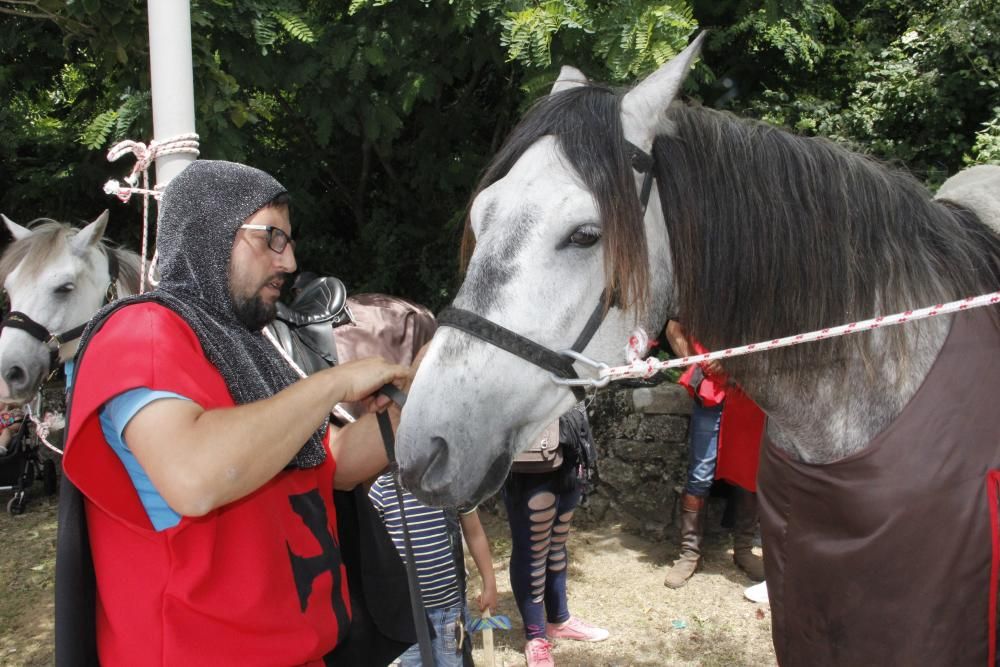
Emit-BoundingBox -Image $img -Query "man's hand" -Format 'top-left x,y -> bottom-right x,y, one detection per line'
330,357 -> 409,403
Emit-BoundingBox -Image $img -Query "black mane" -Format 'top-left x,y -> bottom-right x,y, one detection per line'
655,103 -> 1000,381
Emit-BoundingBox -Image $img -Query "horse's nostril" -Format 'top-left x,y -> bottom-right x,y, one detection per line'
401,436 -> 451,492
3,365 -> 26,386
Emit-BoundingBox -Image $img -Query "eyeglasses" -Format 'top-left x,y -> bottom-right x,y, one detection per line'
240,224 -> 295,254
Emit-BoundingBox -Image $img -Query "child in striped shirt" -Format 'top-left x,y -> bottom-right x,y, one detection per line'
370,472 -> 497,667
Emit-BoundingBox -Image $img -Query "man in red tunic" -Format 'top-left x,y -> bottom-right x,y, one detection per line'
61,161 -> 408,665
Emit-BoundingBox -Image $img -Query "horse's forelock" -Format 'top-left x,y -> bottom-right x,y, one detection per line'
460,85 -> 650,314
0,220 -> 142,296
0,221 -> 73,288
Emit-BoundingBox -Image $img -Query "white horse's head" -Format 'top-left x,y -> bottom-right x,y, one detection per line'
0,212 -> 132,402
396,35 -> 706,506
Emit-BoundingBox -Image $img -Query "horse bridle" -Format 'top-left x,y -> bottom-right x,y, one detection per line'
436,140 -> 656,399
0,250 -> 121,372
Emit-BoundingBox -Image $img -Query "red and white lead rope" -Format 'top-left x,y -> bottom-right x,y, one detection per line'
24,403 -> 65,456
104,134 -> 200,293
606,291 -> 1000,382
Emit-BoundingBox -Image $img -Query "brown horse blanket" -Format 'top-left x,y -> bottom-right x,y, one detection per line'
759,307 -> 1000,666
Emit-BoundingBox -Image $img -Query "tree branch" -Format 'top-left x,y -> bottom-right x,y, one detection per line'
0,1 -> 96,36
0,6 -> 48,19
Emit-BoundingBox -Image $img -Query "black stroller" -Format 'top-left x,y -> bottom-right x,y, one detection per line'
0,413 -> 58,515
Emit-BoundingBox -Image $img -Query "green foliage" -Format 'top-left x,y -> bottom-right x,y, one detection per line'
273,11 -> 316,44
967,108 -> 1000,165
500,0 -> 593,67
1,0 -> 997,308
594,2 -> 697,80
79,110 -> 118,151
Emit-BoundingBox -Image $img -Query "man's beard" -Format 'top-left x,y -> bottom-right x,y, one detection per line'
232,291 -> 277,330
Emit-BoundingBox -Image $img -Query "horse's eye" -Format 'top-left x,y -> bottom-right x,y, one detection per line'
568,226 -> 601,248
54,283 -> 75,295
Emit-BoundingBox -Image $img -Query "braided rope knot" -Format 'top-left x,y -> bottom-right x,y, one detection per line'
103,133 -> 199,293
104,133 -> 199,202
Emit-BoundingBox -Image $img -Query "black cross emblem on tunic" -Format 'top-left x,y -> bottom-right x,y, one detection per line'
286,489 -> 350,632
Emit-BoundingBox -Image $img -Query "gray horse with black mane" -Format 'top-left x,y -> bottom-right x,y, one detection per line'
397,35 -> 1000,666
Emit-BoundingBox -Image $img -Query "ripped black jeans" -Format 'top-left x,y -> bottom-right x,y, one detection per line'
503,469 -> 582,640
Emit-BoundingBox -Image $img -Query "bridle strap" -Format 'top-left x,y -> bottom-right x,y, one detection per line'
105,249 -> 121,302
375,389 -> 435,667
0,312 -> 55,345
436,307 -> 580,380
569,289 -> 617,353
624,139 -> 655,210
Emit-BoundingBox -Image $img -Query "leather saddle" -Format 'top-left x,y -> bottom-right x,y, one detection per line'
268,276 -> 352,375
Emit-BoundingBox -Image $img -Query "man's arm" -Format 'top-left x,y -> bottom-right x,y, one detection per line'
459,509 -> 497,612
327,410 -> 396,490
123,357 -> 407,517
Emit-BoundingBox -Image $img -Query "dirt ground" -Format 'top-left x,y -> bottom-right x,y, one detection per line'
0,490 -> 775,667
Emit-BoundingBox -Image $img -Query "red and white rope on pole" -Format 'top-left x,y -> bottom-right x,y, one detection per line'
604,291 -> 1000,382
104,133 -> 200,293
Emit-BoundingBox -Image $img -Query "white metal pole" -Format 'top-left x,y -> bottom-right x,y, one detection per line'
147,0 -> 196,187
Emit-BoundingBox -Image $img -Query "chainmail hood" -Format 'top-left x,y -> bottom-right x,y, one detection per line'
79,160 -> 327,468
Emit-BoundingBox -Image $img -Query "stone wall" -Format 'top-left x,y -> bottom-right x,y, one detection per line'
578,382 -> 693,539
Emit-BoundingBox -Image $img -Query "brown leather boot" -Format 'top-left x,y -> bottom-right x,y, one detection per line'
664,493 -> 706,589
732,488 -> 765,582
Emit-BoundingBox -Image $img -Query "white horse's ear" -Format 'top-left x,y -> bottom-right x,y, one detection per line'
551,66 -> 588,95
620,31 -> 707,151
2,214 -> 34,241
69,210 -> 110,256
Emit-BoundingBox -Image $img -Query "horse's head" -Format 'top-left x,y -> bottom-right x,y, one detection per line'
0,212 -> 118,402
396,35 -> 705,506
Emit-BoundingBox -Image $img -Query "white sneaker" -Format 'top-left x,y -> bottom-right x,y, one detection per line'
744,581 -> 769,604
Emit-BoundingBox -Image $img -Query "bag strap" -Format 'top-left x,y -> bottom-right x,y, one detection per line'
376,389 -> 434,666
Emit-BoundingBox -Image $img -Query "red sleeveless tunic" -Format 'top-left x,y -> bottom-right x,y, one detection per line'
64,303 -> 350,666
758,309 -> 1000,666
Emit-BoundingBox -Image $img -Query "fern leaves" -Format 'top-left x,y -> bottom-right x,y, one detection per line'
253,8 -> 316,53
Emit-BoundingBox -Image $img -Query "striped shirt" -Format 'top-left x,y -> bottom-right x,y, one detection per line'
369,473 -> 462,610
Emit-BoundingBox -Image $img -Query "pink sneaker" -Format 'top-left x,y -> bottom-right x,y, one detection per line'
524,637 -> 555,667
546,616 -> 610,642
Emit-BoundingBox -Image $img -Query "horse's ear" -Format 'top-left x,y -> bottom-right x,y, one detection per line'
620,31 -> 707,151
551,66 -> 588,95
69,210 -> 110,256
2,214 -> 34,241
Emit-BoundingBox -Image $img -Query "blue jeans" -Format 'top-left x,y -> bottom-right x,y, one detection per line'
684,401 -> 723,497
398,604 -> 468,667
503,470 -> 582,640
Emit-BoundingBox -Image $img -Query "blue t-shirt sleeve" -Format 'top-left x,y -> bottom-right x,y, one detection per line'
99,388 -> 192,531
104,388 -> 189,445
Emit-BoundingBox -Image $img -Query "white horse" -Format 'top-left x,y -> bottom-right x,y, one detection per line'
0,212 -> 141,403
396,36 -> 1000,664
